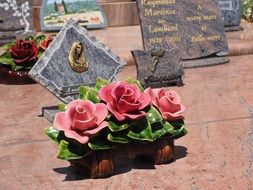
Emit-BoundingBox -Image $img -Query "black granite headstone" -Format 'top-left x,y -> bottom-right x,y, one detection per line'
136,0 -> 229,67
40,0 -> 107,31
0,0 -> 35,44
29,19 -> 125,104
218,0 -> 243,31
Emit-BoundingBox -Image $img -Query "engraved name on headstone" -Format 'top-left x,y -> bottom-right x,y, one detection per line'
29,19 -> 125,103
136,0 -> 229,67
218,0 -> 242,31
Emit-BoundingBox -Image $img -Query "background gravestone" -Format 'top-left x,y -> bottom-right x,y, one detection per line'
29,19 -> 125,104
136,0 -> 229,67
218,0 -> 243,31
40,0 -> 107,31
0,0 -> 35,44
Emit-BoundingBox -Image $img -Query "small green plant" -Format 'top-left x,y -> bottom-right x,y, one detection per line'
243,0 -> 253,21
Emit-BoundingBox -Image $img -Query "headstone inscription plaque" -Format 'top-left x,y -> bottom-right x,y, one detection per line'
132,48 -> 184,88
40,0 -> 107,31
29,19 -> 125,104
0,0 -> 35,44
218,0 -> 243,31
136,0 -> 229,68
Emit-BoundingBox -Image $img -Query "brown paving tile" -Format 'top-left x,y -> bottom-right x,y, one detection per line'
1,118 -> 252,190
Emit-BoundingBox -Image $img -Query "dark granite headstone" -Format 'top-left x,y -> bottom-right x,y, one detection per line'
132,48 -> 184,88
218,0 -> 243,31
40,0 -> 107,31
136,0 -> 229,67
29,19 -> 125,104
0,0 -> 35,44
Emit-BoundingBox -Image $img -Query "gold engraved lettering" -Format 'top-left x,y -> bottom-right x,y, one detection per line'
203,15 -> 217,20
141,0 -> 176,6
186,16 -> 201,21
149,24 -> 178,33
145,8 -> 176,16
149,37 -> 163,44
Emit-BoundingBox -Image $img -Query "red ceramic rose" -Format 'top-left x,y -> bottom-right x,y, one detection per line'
145,88 -> 185,121
9,39 -> 39,65
40,36 -> 53,51
99,81 -> 151,121
54,100 -> 108,144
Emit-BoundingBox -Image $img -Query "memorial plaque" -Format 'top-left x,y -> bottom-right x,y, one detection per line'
132,48 -> 184,88
136,0 -> 229,67
40,0 -> 107,31
218,0 -> 243,31
29,19 -> 125,103
0,0 -> 35,44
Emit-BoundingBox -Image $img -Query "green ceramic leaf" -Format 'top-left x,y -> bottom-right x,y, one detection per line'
108,121 -> 129,132
44,127 -> 60,144
78,86 -> 89,99
38,51 -> 43,59
25,36 -> 34,41
0,52 -> 14,65
86,90 -> 100,103
34,35 -> 46,44
127,119 -> 154,141
147,106 -> 163,124
58,103 -> 67,111
125,78 -> 144,92
163,122 -> 188,139
107,133 -> 129,144
95,77 -> 109,91
88,141 -> 111,150
57,140 -> 83,160
2,44 -> 13,52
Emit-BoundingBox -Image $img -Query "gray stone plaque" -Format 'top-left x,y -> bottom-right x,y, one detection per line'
218,0 -> 243,31
40,0 -> 107,31
132,48 -> 184,88
0,0 -> 35,43
136,0 -> 229,67
29,19 -> 125,103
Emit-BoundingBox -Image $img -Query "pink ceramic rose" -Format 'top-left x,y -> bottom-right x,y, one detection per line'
99,81 -> 151,121
145,88 -> 185,121
54,100 -> 108,144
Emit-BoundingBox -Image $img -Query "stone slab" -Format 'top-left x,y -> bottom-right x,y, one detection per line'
218,0 -> 242,28
29,19 -> 125,103
40,0 -> 107,31
132,47 -> 184,88
136,0 -> 229,62
0,0 -> 34,36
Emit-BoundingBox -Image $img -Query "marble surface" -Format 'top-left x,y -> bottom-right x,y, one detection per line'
0,54 -> 253,189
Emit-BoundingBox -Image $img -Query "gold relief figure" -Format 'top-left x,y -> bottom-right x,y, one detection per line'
69,42 -> 88,73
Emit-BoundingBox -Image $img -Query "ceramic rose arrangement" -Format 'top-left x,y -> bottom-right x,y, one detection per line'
45,78 -> 187,161
0,35 -> 53,71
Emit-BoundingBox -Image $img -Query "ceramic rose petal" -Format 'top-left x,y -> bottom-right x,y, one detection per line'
83,121 -> 108,135
94,103 -> 108,124
54,112 -> 71,131
64,129 -> 89,144
123,111 -> 146,120
107,103 -> 125,121
99,83 -> 115,104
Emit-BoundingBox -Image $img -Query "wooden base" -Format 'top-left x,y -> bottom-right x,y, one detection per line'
69,137 -> 174,178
